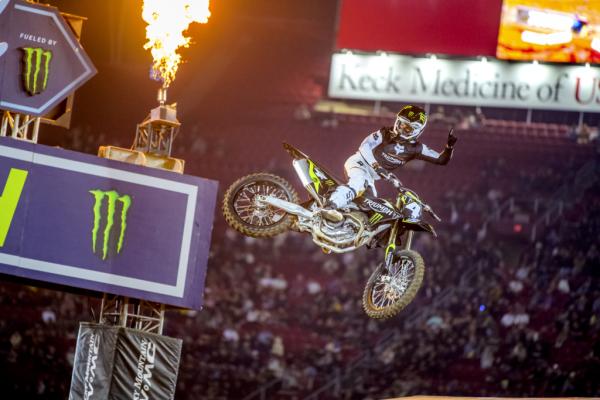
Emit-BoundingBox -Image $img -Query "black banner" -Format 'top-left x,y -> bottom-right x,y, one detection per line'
69,323 -> 182,400
69,323 -> 119,400
112,327 -> 182,400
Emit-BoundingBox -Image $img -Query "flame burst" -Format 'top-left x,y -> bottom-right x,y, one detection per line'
142,0 -> 210,88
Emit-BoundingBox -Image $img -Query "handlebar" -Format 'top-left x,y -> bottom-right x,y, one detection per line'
379,171 -> 404,190
379,169 -> 443,222
389,180 -> 443,222
424,204 -> 442,222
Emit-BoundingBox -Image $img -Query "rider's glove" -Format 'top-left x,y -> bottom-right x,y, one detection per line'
372,163 -> 403,187
447,129 -> 458,148
374,166 -> 388,179
380,170 -> 403,188
372,162 -> 387,178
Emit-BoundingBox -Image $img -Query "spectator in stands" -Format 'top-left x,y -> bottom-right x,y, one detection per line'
428,106 -> 447,124
577,124 -> 592,144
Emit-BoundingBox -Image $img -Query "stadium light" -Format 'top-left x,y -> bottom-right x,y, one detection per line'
429,54 -> 437,60
532,60 -> 539,65
480,56 -> 488,63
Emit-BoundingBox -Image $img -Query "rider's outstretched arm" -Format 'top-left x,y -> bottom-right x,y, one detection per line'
416,143 -> 454,165
416,129 -> 458,165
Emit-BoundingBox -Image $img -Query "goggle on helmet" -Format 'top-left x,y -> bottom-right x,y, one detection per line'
393,105 -> 428,141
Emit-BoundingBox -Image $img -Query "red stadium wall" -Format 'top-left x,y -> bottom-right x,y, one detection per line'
335,0 -> 504,57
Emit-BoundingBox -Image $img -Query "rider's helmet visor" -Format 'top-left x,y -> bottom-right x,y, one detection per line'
397,119 -> 415,134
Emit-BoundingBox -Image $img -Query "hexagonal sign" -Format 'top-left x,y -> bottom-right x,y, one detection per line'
0,0 -> 96,117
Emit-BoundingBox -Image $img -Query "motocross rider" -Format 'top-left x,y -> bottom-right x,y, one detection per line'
322,105 -> 458,222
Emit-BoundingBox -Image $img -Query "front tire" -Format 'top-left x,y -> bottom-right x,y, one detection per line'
362,249 -> 425,319
222,173 -> 299,238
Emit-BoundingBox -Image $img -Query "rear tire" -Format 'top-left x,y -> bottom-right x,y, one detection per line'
222,173 -> 299,238
362,249 -> 425,319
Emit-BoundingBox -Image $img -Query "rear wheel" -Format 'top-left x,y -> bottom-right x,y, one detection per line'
362,249 -> 425,319
222,173 -> 299,238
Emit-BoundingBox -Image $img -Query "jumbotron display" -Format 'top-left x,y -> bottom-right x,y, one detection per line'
336,0 -> 599,64
497,0 -> 600,64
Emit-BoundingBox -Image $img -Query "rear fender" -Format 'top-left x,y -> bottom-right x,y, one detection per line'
292,158 -> 338,199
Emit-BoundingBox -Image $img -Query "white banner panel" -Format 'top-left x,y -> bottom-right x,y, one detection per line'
328,53 -> 600,113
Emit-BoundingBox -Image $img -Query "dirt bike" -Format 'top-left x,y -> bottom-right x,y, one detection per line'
222,143 -> 441,319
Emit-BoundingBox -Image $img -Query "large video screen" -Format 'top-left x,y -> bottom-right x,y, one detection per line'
497,0 -> 600,63
336,0 -> 503,57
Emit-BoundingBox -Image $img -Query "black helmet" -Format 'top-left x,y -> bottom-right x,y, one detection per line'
393,105 -> 428,140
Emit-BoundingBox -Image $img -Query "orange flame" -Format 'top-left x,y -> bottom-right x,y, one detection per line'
142,0 -> 210,88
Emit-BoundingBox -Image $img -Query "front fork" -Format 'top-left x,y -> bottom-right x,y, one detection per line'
384,196 -> 415,268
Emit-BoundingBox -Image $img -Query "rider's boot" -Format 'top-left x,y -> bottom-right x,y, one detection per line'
321,185 -> 356,222
320,200 -> 344,222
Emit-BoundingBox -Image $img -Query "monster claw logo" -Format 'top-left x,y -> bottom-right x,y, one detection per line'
369,213 -> 383,224
21,47 -> 53,95
89,190 -> 132,260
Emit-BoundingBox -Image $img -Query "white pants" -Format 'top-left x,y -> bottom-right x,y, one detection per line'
329,153 -> 380,208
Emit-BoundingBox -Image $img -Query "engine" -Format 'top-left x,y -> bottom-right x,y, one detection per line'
317,211 -> 368,248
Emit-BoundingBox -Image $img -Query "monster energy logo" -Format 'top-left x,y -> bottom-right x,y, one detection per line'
369,213 -> 383,224
21,47 -> 53,95
89,190 -> 132,260
406,109 -> 426,124
308,160 -> 321,192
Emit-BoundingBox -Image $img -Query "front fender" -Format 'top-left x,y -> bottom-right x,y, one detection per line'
402,221 -> 437,237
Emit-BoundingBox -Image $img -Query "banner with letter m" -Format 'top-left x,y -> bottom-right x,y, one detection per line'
0,137 -> 218,309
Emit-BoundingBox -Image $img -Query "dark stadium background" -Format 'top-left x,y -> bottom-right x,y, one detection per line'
0,0 -> 598,399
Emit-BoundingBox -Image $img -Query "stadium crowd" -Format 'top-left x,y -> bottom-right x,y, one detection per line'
0,117 -> 597,399
2,0 -> 598,397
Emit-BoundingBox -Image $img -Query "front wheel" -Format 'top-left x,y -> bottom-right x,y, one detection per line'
222,173 -> 299,238
362,249 -> 425,319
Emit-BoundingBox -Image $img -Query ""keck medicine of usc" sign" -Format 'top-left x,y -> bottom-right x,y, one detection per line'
329,52 -> 600,112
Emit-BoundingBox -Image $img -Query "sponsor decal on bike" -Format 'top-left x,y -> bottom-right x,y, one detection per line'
133,337 -> 156,400
307,160 -> 321,192
363,198 -> 397,217
308,160 -> 329,193
0,168 -> 28,247
89,190 -> 132,260
21,47 -> 53,95
385,242 -> 396,262
369,212 -> 383,224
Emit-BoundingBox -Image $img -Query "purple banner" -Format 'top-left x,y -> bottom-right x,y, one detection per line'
0,137 -> 218,309
0,0 -> 96,116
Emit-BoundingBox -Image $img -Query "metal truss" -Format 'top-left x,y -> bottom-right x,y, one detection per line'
132,104 -> 180,157
99,294 -> 165,334
0,111 -> 41,143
